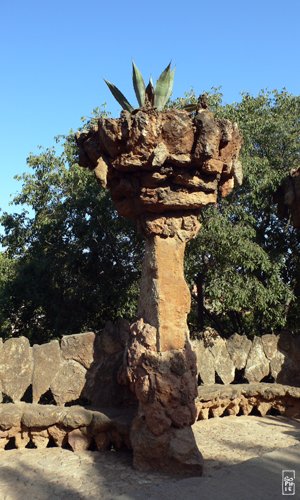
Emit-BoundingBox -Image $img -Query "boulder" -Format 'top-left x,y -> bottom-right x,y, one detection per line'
270,350 -> 286,379
67,428 -> 91,451
226,333 -> 252,370
50,360 -> 87,405
21,404 -> 65,428
0,337 -> 33,401
0,403 -> 23,430
209,336 -> 235,384
261,334 -> 279,360
244,337 -> 270,382
191,339 -> 215,385
32,340 -> 62,403
131,416 -> 203,476
62,406 -> 93,428
277,334 -> 300,386
60,331 -> 96,369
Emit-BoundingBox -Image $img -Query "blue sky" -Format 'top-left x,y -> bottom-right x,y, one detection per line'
0,0 -> 299,217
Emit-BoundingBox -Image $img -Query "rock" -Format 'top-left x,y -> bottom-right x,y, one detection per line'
91,412 -> 113,433
143,402 -> 172,436
75,126 -> 103,168
15,430 -> 30,449
0,435 -> 8,450
209,335 -> 235,384
193,110 -> 221,160
202,158 -> 224,174
191,339 -> 215,385
0,337 -> 33,401
61,332 -> 96,369
110,429 -> 125,450
83,327 -> 132,407
139,187 -> 216,213
261,334 -> 279,360
256,401 -> 272,417
226,333 -> 252,370
161,110 -> 195,155
67,428 -> 91,451
47,425 -> 67,447
131,417 -> 203,476
172,172 -> 217,192
244,337 -> 270,382
276,333 -> 300,386
270,350 -> 285,379
0,403 -> 23,430
62,406 -> 93,429
168,427 -> 203,475
99,323 -> 123,354
219,176 -> 235,197
151,142 -> 169,167
32,340 -> 62,403
226,400 -> 240,416
114,318 -> 130,347
50,360 -> 87,405
21,404 -> 65,428
94,156 -> 108,188
137,234 -> 194,351
94,432 -> 111,451
30,429 -> 49,448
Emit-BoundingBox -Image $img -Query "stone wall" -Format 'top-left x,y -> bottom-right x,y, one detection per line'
191,329 -> 300,387
0,319 -> 133,407
0,326 -> 299,407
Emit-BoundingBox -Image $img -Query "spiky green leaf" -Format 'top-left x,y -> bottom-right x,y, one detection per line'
104,79 -> 134,112
154,62 -> 174,110
145,79 -> 155,107
164,68 -> 175,105
132,62 -> 145,107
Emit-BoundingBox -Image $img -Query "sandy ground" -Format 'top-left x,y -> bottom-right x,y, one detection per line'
0,415 -> 299,499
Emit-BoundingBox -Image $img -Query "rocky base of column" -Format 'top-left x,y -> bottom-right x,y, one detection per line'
119,319 -> 203,476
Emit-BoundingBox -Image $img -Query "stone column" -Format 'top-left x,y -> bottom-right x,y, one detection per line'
137,214 -> 200,352
120,213 -> 203,475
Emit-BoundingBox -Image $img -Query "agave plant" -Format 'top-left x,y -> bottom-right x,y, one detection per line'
104,62 -> 175,112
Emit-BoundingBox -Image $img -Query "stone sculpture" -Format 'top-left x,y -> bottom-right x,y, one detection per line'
76,64 -> 242,474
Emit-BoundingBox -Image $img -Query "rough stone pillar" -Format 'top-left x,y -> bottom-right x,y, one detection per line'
138,235 -> 190,351
76,104 -> 242,476
138,215 -> 200,351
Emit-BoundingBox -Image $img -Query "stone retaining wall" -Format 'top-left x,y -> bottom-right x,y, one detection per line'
0,403 -> 133,452
191,330 -> 300,387
0,319 -> 133,407
0,326 -> 299,407
196,383 -> 300,420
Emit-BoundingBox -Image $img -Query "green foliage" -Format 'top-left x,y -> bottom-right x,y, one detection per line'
132,61 -> 146,107
103,79 -> 134,113
105,62 -> 175,111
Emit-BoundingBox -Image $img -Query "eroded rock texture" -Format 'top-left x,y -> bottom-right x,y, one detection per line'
119,319 -> 203,475
76,106 -> 242,474
77,108 -> 242,353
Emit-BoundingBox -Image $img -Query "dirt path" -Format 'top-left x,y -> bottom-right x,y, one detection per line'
0,415 -> 299,500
